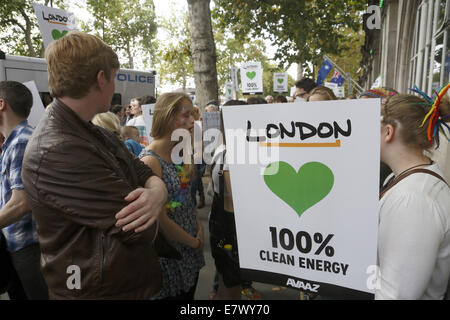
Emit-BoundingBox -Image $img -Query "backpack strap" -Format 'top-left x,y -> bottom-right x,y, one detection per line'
211,149 -> 226,196
380,168 -> 449,200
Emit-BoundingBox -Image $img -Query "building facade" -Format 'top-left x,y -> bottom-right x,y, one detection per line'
361,0 -> 450,95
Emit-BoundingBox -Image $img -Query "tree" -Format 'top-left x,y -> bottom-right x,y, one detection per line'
213,0 -> 366,79
0,0 -> 66,57
85,0 -> 157,69
322,28 -> 365,95
156,9 -> 193,91
215,31 -> 294,98
187,0 -> 218,109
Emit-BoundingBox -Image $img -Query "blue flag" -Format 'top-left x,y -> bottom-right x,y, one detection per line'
316,58 -> 333,86
330,71 -> 346,86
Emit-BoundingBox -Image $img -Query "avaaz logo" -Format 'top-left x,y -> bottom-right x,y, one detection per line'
286,278 -> 320,292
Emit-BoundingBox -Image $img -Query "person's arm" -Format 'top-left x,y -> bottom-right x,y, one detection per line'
23,141 -> 163,244
0,141 -> 31,229
141,154 -> 202,250
115,175 -> 167,233
195,209 -> 204,251
158,209 -> 202,250
0,189 -> 31,229
376,194 -> 443,299
223,167 -> 234,212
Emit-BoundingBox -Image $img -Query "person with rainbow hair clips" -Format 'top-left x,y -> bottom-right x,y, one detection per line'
377,85 -> 450,299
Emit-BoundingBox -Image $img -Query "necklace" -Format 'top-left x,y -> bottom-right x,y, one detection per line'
392,160 -> 434,183
165,164 -> 190,212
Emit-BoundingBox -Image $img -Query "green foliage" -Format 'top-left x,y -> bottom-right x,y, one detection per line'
85,0 -> 158,69
319,28 -> 365,96
156,7 -> 193,90
0,0 -> 65,57
213,0 -> 366,75
214,21 -> 294,97
156,7 -> 287,96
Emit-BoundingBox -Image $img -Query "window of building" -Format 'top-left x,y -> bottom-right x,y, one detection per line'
409,0 -> 450,95
410,0 -> 450,95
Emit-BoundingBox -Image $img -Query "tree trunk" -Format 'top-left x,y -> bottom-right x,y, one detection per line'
187,0 -> 218,110
180,62 -> 187,92
19,8 -> 36,57
296,61 -> 303,81
126,41 -> 134,69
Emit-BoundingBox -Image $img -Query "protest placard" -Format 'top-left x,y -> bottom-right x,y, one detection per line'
141,104 -> 155,145
273,73 -> 288,93
224,82 -> 233,100
222,99 -> 380,298
23,81 -> 46,128
240,62 -> 263,94
33,3 -> 78,49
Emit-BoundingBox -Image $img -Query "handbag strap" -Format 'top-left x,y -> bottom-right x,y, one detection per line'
380,168 -> 449,200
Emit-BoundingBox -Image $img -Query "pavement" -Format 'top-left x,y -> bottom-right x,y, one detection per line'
194,177 -> 300,300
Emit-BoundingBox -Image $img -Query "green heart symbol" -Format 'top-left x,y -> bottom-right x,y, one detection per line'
264,161 -> 334,218
246,71 -> 256,80
51,29 -> 68,40
277,78 -> 284,84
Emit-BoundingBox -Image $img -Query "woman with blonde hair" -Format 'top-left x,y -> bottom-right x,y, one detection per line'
91,111 -> 121,138
140,92 -> 205,300
307,86 -> 337,101
377,87 -> 450,299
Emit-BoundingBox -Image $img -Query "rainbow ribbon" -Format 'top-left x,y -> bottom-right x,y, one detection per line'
412,84 -> 450,147
166,164 -> 190,212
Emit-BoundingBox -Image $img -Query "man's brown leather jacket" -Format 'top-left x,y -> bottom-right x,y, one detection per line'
22,99 -> 162,299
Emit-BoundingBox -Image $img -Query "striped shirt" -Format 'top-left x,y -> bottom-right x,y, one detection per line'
1,120 -> 38,252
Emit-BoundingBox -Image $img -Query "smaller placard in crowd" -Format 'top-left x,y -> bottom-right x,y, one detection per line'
240,61 -> 263,95
273,73 -> 288,93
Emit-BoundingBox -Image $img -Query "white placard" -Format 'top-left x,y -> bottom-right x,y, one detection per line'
325,82 -> 345,98
324,82 -> 338,89
335,87 -> 345,98
33,3 -> 78,49
141,104 -> 155,145
273,73 -> 288,93
224,82 -> 233,100
371,75 -> 382,89
202,111 -> 221,155
290,86 -> 297,97
240,61 -> 263,94
23,81 -> 46,128
222,99 -> 380,299
231,66 -> 239,92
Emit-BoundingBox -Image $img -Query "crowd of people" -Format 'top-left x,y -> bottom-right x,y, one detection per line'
0,30 -> 449,301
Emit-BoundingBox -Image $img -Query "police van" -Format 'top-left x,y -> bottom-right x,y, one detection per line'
0,51 -> 156,108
